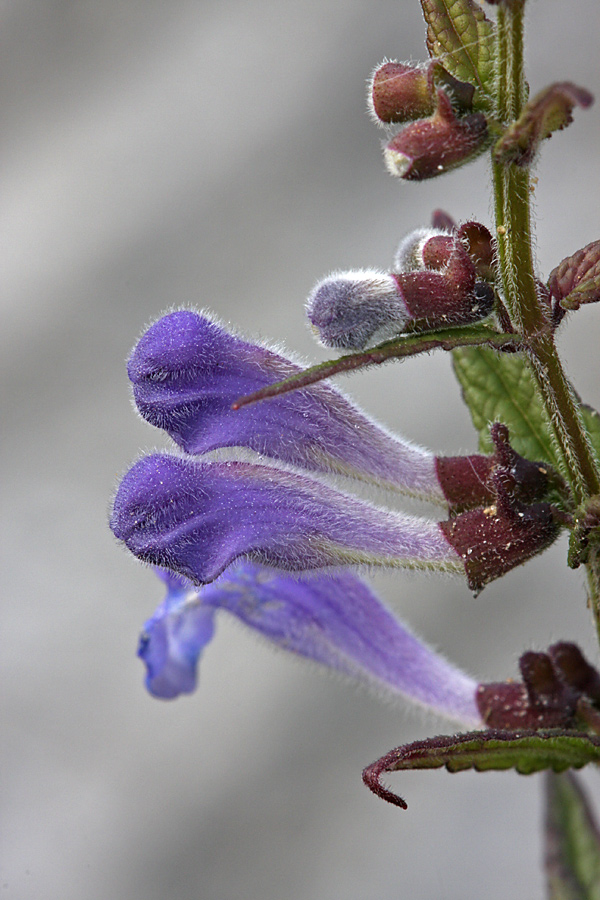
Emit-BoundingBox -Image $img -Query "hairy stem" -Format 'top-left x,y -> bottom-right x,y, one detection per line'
493,2 -> 600,638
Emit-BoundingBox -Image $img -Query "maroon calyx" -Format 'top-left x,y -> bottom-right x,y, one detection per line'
436,422 -> 552,514
441,465 -> 560,592
477,642 -> 600,731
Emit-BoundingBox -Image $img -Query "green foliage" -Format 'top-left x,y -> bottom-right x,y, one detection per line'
365,730 -> 600,809
384,730 -> 600,777
452,345 -> 560,466
419,0 -> 495,109
545,772 -> 600,900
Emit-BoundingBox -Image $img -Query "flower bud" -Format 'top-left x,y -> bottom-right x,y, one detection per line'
306,269 -> 412,350
384,90 -> 488,181
306,245 -> 493,351
548,239 -> 600,311
368,61 -> 435,125
393,228 -> 454,273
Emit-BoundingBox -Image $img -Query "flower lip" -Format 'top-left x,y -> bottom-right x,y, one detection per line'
140,561 -> 482,725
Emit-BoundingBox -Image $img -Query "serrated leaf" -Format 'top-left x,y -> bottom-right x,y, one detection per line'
452,345 -> 560,467
420,0 -> 495,106
581,405 -> 600,469
494,82 -> 594,167
545,771 -> 600,900
363,730 -> 600,809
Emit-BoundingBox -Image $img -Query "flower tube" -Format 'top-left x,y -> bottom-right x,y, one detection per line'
110,454 -> 463,584
139,563 -> 482,727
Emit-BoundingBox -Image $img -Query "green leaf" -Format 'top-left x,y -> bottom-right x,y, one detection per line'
545,771 -> 600,900
419,0 -> 495,107
581,405 -> 600,470
452,345 -> 560,466
363,730 -> 600,809
234,326 -> 518,409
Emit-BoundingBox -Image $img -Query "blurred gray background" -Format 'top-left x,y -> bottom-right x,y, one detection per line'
2,1 -> 599,898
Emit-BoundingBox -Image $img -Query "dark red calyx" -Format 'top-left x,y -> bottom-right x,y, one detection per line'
548,642 -> 600,704
456,221 -> 496,281
431,210 -> 455,232
477,643 -> 600,731
370,62 -> 435,124
436,422 -> 552,514
441,492 -> 559,593
385,90 -> 489,181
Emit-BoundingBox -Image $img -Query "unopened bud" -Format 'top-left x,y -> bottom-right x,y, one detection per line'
306,269 -> 410,350
369,61 -> 435,125
385,90 -> 488,181
548,239 -> 600,311
306,245 -> 494,351
393,228 -> 453,273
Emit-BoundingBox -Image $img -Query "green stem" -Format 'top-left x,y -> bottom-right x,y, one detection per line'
492,2 -> 600,638
586,548 -> 600,645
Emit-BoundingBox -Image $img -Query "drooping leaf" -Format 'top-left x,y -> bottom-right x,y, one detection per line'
452,345 -> 560,467
419,0 -> 495,108
363,729 -> 600,809
494,82 -> 594,167
545,771 -> 600,900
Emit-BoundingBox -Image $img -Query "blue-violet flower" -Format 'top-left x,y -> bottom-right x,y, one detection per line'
111,308 -> 562,713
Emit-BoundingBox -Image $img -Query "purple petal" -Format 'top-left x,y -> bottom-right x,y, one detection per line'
110,454 -> 462,584
306,270 -> 410,350
127,310 -> 444,502
138,571 -> 216,698
141,563 -> 481,724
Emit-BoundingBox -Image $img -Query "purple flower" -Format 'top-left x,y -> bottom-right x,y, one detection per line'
112,308 -> 562,715
112,311 -> 562,586
138,570 -> 216,699
139,561 -> 482,727
125,310 -> 514,511
127,310 -> 446,503
111,454 -> 462,584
